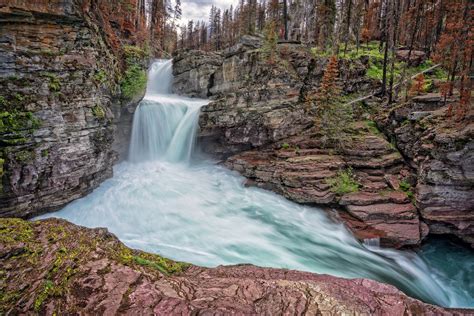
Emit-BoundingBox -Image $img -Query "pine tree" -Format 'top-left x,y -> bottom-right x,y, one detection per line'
262,20 -> 278,63
408,74 -> 426,96
313,56 -> 352,148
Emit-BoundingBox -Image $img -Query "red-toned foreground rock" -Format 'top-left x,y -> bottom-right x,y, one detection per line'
0,218 -> 466,315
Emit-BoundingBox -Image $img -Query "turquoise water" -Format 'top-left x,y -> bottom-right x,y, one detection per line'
35,60 -> 474,308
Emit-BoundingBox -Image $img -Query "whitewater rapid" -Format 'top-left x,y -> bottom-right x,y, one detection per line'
36,60 -> 473,308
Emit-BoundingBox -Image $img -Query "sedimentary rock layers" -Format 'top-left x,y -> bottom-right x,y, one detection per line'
379,94 -> 474,247
0,1 -> 145,218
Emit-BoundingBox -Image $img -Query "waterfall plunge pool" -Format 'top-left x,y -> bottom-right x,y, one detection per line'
36,60 -> 474,308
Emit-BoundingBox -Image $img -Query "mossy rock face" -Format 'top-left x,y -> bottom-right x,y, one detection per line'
0,218 -> 189,314
0,111 -> 41,145
120,45 -> 149,100
120,65 -> 147,100
0,218 -> 455,314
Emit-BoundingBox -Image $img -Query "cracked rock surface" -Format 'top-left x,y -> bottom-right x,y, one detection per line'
0,218 -> 465,315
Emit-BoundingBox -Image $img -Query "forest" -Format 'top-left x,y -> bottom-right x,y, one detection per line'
125,0 -> 472,120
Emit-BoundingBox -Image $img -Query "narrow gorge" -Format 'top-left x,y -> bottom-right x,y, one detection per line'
1,0 -> 473,315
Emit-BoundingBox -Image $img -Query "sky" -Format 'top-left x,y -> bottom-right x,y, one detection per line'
180,0 -> 239,26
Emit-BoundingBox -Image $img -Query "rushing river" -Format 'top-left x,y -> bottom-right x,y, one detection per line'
36,60 -> 474,308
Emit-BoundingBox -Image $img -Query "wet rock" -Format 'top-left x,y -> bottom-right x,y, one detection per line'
0,218 -> 464,315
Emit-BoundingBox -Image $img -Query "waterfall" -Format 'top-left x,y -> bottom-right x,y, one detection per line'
36,60 -> 474,308
128,60 -> 207,163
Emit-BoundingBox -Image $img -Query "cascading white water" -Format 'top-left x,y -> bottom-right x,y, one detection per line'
129,60 -> 206,163
36,60 -> 473,308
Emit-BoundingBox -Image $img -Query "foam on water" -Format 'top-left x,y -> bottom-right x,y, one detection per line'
36,60 -> 474,308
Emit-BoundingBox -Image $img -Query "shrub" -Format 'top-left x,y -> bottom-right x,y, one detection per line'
327,168 -> 359,195
120,65 -> 147,100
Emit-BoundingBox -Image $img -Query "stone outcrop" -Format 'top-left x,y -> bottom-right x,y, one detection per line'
1,218 -> 466,315
225,122 -> 424,248
0,1 -> 147,218
377,93 -> 474,246
172,50 -> 223,98
173,36 -> 373,158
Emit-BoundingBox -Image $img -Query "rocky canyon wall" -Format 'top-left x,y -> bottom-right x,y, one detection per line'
173,36 -> 373,158
378,94 -> 474,246
173,37 -> 473,248
0,1 -> 148,218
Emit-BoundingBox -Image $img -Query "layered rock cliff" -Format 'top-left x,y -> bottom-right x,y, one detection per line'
173,37 -> 473,248
377,94 -> 474,246
0,1 -> 148,218
0,218 -> 465,315
174,36 -> 374,158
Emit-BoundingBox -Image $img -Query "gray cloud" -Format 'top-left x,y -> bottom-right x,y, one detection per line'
180,0 -> 239,26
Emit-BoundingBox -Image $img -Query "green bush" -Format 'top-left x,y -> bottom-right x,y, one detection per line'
327,168 -> 359,195
120,65 -> 147,99
399,180 -> 415,200
0,96 -> 7,107
365,120 -> 381,135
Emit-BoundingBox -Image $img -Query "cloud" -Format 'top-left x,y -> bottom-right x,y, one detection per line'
179,0 -> 239,26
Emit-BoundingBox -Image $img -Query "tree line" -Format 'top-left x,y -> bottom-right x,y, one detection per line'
178,0 -> 471,119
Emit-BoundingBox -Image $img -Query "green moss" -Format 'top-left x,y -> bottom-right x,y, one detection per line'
281,143 -> 290,149
15,150 -> 35,162
0,218 -> 34,245
365,120 -> 381,135
117,244 -> 188,275
92,105 -> 106,119
327,168 -> 360,195
0,290 -> 22,314
120,65 -> 147,100
132,253 -> 189,275
41,149 -> 49,157
94,70 -> 108,84
42,73 -> 61,92
0,111 -> 41,144
34,280 -> 54,311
